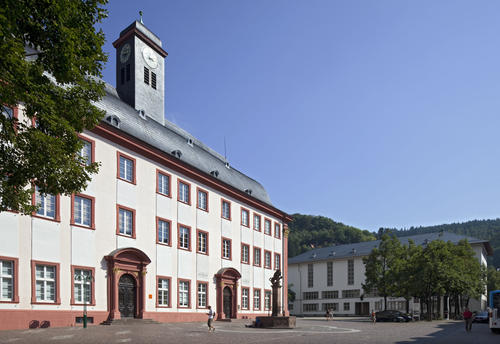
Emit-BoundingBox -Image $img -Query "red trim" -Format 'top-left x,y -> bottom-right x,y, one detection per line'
196,229 -> 209,255
70,265 -> 96,306
31,260 -> 61,305
156,276 -> 172,308
253,247 -> 261,267
253,214 -> 261,232
112,27 -> 168,58
91,123 -> 291,222
116,204 -> 136,239
241,287 -> 250,310
78,134 -> 96,165
264,250 -> 272,269
221,198 -> 231,220
264,218 -> 272,236
240,207 -> 250,227
116,151 -> 136,185
264,289 -> 272,311
253,288 -> 261,311
177,279 -> 191,308
31,188 -> 61,223
156,169 -> 172,198
274,253 -> 281,271
70,193 -> 96,230
196,187 -> 209,212
177,223 -> 192,251
0,256 -> 19,303
241,243 -> 250,264
196,281 -> 209,309
156,216 -> 172,246
274,222 -> 281,239
177,179 -> 191,205
283,224 -> 289,316
221,237 -> 232,260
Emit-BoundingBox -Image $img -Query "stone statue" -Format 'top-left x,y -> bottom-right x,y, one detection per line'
269,269 -> 282,316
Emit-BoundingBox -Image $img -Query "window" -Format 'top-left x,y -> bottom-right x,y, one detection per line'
196,188 -> 208,211
241,244 -> 250,264
151,72 -> 157,89
78,137 -> 94,166
117,205 -> 135,238
157,277 -> 170,307
144,66 -> 150,85
253,214 -> 261,231
303,291 -> 319,300
157,171 -> 171,197
33,262 -> 59,303
72,267 -> 94,305
178,180 -> 191,205
2,105 -> 13,119
253,247 -> 261,267
343,302 -> 350,311
241,287 -> 249,310
197,230 -> 208,255
264,290 -> 271,311
178,224 -> 191,251
34,186 -> 58,220
264,251 -> 271,269
222,238 -> 231,260
221,199 -> 231,220
241,208 -> 249,227
322,290 -> 338,299
71,194 -> 94,229
253,289 -> 261,310
117,152 -> 135,184
347,259 -> 354,285
341,289 -> 360,298
178,280 -> 190,308
274,253 -> 281,270
156,217 -> 171,246
327,262 -> 333,286
274,223 -> 281,239
197,282 -> 208,308
323,303 -> 338,311
0,258 -> 17,302
264,219 -> 271,235
374,301 -> 382,311
308,264 -> 314,288
304,303 -> 318,312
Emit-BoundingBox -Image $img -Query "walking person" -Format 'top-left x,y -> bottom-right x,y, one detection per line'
371,310 -> 376,324
207,305 -> 215,332
463,308 -> 473,332
325,308 -> 330,321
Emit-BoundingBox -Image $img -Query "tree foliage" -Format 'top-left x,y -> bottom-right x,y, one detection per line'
487,266 -> 500,295
288,214 -> 376,257
0,0 -> 108,213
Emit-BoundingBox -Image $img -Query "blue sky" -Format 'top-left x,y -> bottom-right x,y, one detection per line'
99,0 -> 500,231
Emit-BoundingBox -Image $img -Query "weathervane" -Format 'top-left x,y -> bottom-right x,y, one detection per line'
139,11 -> 143,24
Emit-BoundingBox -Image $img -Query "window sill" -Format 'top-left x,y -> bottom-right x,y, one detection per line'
196,207 -> 209,212
117,177 -> 136,185
32,214 -> 61,223
156,305 -> 171,309
178,246 -> 191,252
117,233 -> 135,239
156,191 -> 172,198
71,302 -> 96,306
196,251 -> 209,256
156,242 -> 172,247
31,301 -> 61,305
71,223 -> 95,230
0,299 -> 19,304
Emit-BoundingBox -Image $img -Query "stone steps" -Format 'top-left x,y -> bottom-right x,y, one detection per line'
101,318 -> 160,326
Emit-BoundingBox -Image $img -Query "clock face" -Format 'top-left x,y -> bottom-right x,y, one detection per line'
142,46 -> 158,69
120,43 -> 131,63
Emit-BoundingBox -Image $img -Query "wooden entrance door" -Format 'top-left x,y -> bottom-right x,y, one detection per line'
223,287 -> 232,319
119,274 -> 136,318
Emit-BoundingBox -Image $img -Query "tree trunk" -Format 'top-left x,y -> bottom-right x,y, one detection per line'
406,299 -> 410,314
384,295 -> 387,310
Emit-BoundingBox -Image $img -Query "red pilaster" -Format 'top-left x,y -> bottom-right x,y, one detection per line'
283,224 -> 289,316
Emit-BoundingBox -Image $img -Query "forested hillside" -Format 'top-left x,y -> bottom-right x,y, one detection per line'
288,214 -> 376,257
379,219 -> 500,267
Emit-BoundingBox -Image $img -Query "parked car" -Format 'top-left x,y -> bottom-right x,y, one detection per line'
473,311 -> 489,323
375,310 -> 411,322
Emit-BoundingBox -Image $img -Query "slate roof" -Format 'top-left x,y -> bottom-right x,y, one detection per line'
94,83 -> 272,205
288,232 -> 493,264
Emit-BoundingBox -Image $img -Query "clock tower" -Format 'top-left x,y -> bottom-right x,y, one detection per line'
113,21 -> 168,125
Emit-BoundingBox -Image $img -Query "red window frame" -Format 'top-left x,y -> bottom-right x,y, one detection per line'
274,222 -> 281,239
177,278 -> 191,308
253,247 -> 261,267
177,223 -> 192,251
0,256 -> 19,303
156,275 -> 172,308
221,237 -> 232,260
156,216 -> 172,246
264,250 -> 272,269
241,243 -> 250,264
240,207 -> 250,227
70,193 -> 96,230
177,179 -> 191,205
32,188 -> 61,223
77,134 -> 96,166
156,169 -> 172,198
264,289 -> 272,311
116,151 -> 136,184
221,198 -> 231,220
264,218 -> 272,236
196,187 -> 209,212
116,204 -> 136,239
196,229 -> 209,255
196,281 -> 209,309
253,288 -> 261,311
274,253 -> 281,270
31,260 -> 61,305
241,287 -> 250,310
70,265 -> 96,306
253,214 -> 261,232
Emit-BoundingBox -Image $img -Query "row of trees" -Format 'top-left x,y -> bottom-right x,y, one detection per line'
363,235 -> 486,320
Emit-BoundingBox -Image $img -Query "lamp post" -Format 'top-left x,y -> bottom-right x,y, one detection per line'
74,272 -> 93,328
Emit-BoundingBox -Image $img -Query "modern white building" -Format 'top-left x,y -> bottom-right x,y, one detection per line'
0,21 -> 291,330
288,232 -> 492,317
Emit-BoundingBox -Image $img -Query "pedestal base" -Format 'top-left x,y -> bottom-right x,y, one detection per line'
256,316 -> 296,329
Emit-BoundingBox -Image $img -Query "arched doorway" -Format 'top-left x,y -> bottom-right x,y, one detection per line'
105,248 -> 151,321
223,287 -> 232,318
215,268 -> 241,320
118,274 -> 136,318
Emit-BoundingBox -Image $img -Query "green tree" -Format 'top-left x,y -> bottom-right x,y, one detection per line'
487,266 -> 500,294
0,0 -> 108,213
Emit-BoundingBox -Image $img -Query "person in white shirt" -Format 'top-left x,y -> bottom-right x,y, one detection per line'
207,305 -> 215,332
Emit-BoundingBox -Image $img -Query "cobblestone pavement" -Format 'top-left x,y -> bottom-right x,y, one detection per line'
0,318 -> 498,344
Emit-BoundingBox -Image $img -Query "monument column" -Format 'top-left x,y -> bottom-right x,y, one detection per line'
283,223 -> 290,316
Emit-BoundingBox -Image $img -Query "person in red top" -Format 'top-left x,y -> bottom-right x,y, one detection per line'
463,308 -> 473,332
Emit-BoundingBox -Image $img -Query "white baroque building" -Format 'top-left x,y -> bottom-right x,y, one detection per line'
0,21 -> 291,330
288,232 -> 491,317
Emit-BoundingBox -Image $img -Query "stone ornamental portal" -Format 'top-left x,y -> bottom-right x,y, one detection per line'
214,268 -> 241,320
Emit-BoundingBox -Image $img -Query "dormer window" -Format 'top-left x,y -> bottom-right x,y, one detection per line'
105,115 -> 121,128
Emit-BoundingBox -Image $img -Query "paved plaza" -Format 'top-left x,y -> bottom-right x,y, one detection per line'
0,318 -> 498,344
